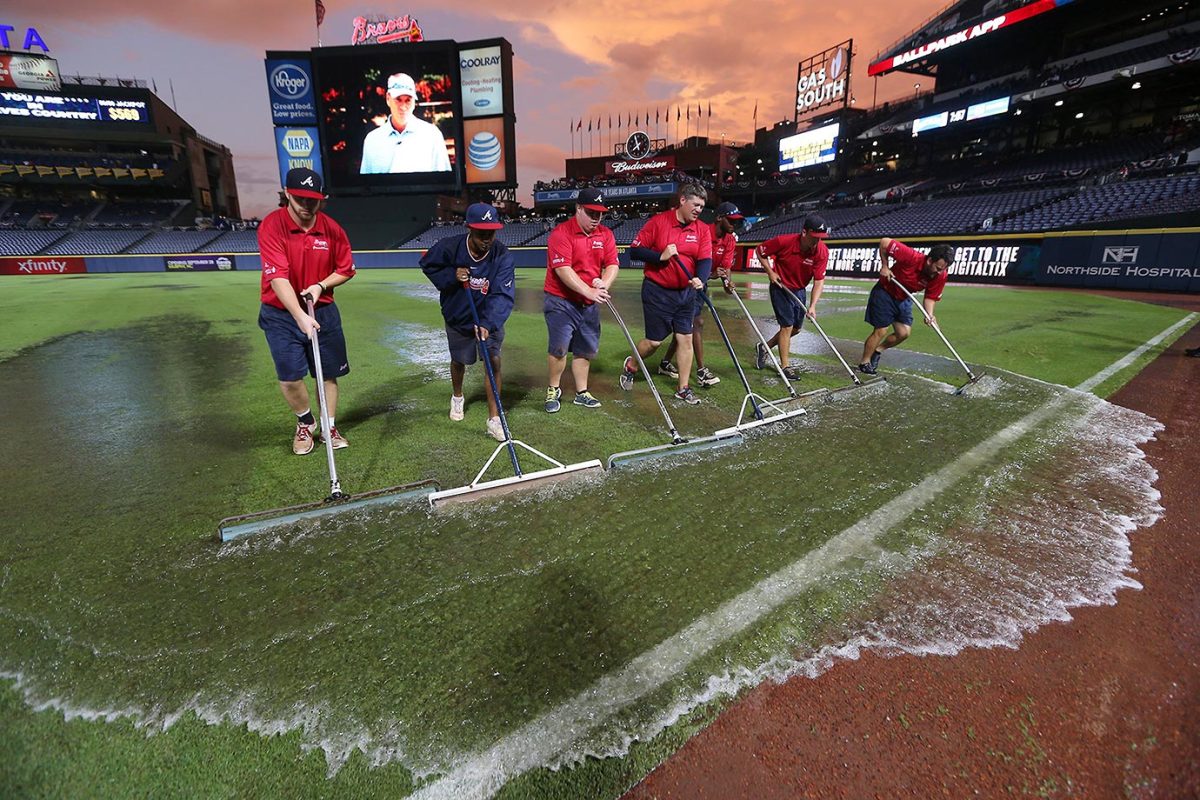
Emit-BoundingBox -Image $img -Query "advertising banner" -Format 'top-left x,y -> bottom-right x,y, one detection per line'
264,58 -> 316,125
0,90 -> 148,124
534,182 -> 677,204
795,41 -> 852,118
274,126 -> 324,186
740,241 -> 1040,284
0,255 -> 86,275
163,256 -> 235,272
459,46 -> 504,118
0,52 -> 61,91
605,154 -> 674,176
463,117 -> 507,185
1039,232 -> 1200,291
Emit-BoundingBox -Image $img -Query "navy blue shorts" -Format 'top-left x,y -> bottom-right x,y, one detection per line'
865,283 -> 913,328
446,324 -> 504,364
259,302 -> 350,383
544,293 -> 601,359
770,284 -> 806,330
642,280 -> 696,342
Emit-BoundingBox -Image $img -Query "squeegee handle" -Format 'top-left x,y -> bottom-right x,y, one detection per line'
886,278 -> 975,380
462,282 -> 522,476
302,294 -> 343,499
698,291 -> 763,420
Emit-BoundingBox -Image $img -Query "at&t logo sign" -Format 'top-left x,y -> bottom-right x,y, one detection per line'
270,64 -> 309,98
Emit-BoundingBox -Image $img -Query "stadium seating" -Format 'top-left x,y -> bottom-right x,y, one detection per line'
43,230 -> 151,255
398,224 -> 470,249
200,230 -> 261,253
125,230 -> 222,254
992,174 -> 1200,231
0,230 -> 66,255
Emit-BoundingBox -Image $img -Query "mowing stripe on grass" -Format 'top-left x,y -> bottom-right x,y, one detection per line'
412,316 -> 1196,800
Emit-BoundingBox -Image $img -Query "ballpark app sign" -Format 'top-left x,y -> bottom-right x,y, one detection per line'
264,58 -> 316,125
274,127 -> 324,186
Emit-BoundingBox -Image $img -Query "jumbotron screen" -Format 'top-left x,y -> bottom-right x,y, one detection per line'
313,40 -> 462,193
779,122 -> 839,172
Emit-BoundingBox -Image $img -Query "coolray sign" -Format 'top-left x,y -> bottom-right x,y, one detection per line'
273,126 -> 324,186
459,45 -> 503,118
350,15 -> 424,45
164,256 -> 233,271
0,256 -> 85,274
868,0 -> 1074,76
605,155 -> 674,175
0,52 -> 60,91
795,40 -> 852,117
0,25 -> 49,52
264,58 -> 316,125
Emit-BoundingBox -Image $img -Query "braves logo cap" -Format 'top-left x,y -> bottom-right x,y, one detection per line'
576,188 -> 608,212
715,201 -> 743,220
802,213 -> 829,238
387,72 -> 417,98
466,202 -> 503,230
285,167 -> 325,199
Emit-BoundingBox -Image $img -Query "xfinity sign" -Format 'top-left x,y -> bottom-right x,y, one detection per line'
264,57 -> 316,125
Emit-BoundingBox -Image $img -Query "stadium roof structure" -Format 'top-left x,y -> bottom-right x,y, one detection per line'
868,0 -> 1078,77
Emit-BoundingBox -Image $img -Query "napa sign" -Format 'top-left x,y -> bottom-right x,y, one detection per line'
0,23 -> 50,53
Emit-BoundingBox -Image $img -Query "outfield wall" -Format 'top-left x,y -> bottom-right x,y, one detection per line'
2,229 -> 1197,291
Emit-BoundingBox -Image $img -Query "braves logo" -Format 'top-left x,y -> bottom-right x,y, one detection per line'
468,276 -> 490,295
311,238 -> 329,251
591,240 -> 604,249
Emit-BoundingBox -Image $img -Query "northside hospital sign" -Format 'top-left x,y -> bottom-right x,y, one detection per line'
868,0 -> 1075,76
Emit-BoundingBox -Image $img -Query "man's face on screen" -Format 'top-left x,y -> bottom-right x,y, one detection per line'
387,93 -> 416,129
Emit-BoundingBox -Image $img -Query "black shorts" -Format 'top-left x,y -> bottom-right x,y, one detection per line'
642,279 -> 696,342
259,302 -> 350,382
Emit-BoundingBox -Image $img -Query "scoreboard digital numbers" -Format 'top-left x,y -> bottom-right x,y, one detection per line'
0,91 -> 150,125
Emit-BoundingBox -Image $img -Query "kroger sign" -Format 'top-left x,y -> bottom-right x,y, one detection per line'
264,58 -> 316,125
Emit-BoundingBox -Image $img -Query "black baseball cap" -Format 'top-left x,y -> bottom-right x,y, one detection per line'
802,214 -> 829,238
715,201 -> 743,220
285,167 -> 325,199
576,188 -> 608,212
466,202 -> 503,230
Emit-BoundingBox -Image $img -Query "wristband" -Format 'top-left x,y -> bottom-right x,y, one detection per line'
318,282 -> 327,293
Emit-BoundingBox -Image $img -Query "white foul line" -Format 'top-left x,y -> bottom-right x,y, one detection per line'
411,313 -> 1197,800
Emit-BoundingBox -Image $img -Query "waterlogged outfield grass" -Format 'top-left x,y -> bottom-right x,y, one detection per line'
0,270 -> 1191,800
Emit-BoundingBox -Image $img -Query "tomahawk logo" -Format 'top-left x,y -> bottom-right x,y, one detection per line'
1102,246 -> 1139,264
482,209 -> 493,221
17,258 -> 68,273
301,175 -> 315,187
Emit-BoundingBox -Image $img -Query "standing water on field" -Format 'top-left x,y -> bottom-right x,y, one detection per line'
0,309 -> 1163,797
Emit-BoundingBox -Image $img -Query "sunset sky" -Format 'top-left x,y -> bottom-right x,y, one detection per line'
26,0 -> 942,216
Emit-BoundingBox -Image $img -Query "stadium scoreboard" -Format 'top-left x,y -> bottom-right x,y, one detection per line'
265,37 -> 516,195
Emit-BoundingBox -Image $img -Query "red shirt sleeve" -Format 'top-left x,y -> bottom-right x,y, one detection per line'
760,235 -> 784,259
257,214 -> 291,282
330,222 -> 356,279
546,226 -> 572,271
631,215 -> 659,250
812,243 -> 828,281
603,228 -> 618,267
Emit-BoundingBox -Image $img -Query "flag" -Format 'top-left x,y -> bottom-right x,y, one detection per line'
707,101 -> 712,117
569,117 -> 573,133
656,108 -> 660,123
697,103 -> 702,118
635,112 -> 640,127
315,0 -> 326,26
752,98 -> 758,125
687,105 -> 690,120
627,112 -> 631,127
677,106 -> 681,120
588,118 -> 592,132
577,118 -> 583,131
608,114 -> 612,129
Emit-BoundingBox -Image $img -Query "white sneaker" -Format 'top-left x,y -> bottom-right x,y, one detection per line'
450,394 -> 465,421
486,416 -> 506,442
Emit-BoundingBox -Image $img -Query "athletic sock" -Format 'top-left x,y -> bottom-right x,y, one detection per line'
328,417 -> 335,429
297,410 -> 315,426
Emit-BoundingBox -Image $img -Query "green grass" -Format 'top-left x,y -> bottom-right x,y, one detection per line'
0,270 -> 1191,799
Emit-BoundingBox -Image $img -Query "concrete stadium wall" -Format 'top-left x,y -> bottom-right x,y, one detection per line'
2,230 -> 1196,291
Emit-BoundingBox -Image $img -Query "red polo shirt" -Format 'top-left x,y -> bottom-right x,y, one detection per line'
544,216 -> 618,305
709,223 -> 737,275
257,207 -> 356,309
758,233 -> 828,290
880,239 -> 947,301
631,209 -> 713,289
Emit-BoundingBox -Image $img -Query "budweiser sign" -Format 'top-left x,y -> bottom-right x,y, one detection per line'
351,15 -> 424,45
0,256 -> 86,275
606,156 -> 674,175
